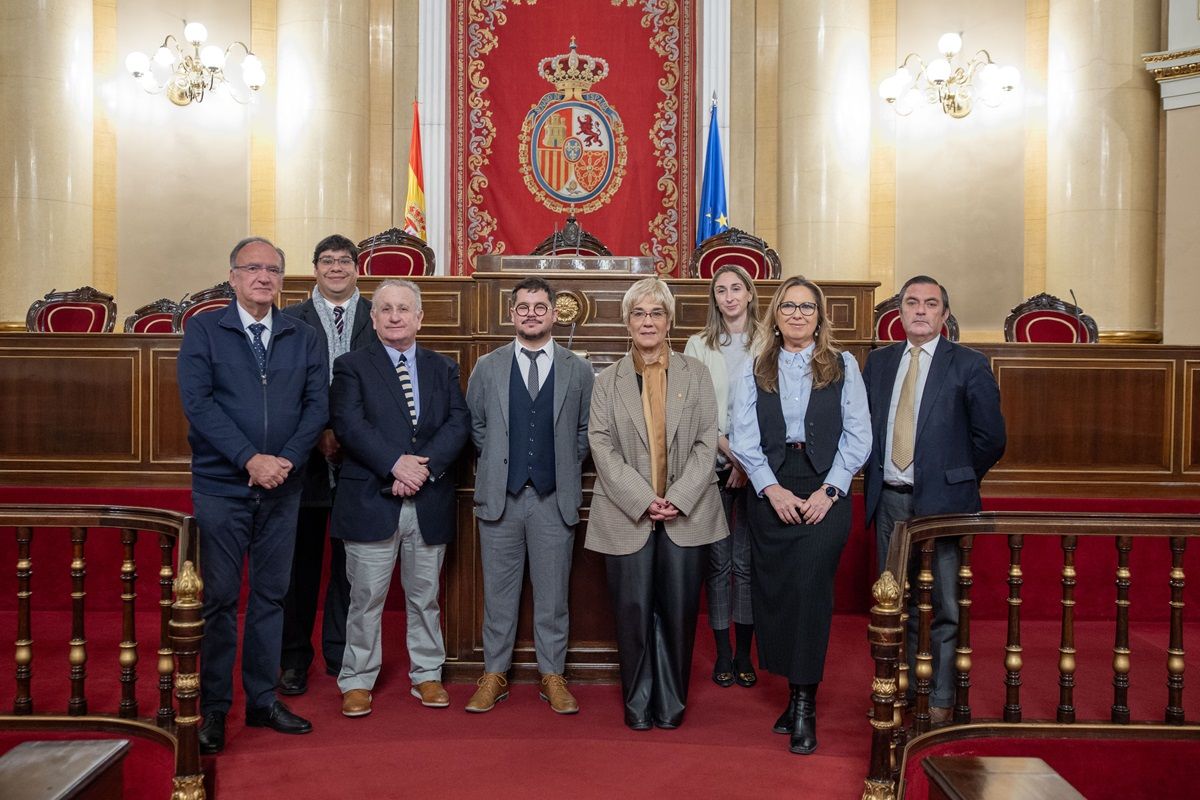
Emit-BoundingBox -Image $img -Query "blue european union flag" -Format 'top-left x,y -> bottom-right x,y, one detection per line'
696,101 -> 729,247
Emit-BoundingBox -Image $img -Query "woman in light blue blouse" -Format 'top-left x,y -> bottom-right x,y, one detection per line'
730,275 -> 871,755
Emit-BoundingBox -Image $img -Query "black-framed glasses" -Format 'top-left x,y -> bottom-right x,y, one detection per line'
316,256 -> 356,267
234,264 -> 284,276
629,309 -> 668,322
513,302 -> 551,317
778,301 -> 818,317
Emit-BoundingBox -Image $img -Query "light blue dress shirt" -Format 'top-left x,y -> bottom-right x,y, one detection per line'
729,345 -> 872,496
382,341 -> 421,421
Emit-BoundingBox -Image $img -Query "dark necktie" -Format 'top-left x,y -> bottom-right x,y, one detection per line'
333,305 -> 345,337
248,323 -> 267,377
396,354 -> 417,428
522,348 -> 542,399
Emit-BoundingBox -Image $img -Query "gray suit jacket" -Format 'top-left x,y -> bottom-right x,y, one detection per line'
585,351 -> 728,556
466,341 -> 594,526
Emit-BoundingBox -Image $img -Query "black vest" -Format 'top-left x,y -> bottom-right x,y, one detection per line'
755,356 -> 844,475
507,354 -> 557,496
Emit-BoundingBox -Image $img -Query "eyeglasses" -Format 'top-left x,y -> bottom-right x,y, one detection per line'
234,264 -> 283,276
778,301 -> 818,317
512,302 -> 551,317
317,256 -> 356,268
629,309 -> 668,322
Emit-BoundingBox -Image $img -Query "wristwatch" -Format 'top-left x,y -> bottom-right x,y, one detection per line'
823,484 -> 839,500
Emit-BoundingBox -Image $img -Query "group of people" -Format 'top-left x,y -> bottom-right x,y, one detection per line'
178,233 -> 1006,759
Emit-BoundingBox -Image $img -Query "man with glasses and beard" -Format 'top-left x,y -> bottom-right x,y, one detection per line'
464,277 -> 594,714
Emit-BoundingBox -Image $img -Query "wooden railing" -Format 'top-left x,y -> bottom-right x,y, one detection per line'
0,504 -> 204,800
864,511 -> 1200,800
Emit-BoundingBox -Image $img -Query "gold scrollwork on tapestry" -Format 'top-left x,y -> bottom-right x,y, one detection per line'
171,774 -> 206,800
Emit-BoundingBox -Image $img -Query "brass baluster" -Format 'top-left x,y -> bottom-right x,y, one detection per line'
1166,537 -> 1186,724
953,535 -> 974,725
865,570 -> 903,800
1057,535 -> 1077,723
14,526 -> 33,715
913,540 -> 935,733
1004,533 -> 1023,723
170,560 -> 205,800
157,533 -> 176,728
119,528 -> 138,719
1112,536 -> 1131,724
68,526 -> 88,716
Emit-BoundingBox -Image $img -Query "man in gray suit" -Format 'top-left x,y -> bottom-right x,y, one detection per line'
464,276 -> 594,714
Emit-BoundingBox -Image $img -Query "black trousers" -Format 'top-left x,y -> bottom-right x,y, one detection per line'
280,505 -> 350,673
605,526 -> 708,726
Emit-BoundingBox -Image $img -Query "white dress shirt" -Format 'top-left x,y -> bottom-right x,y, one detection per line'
882,336 -> 941,486
512,338 -> 553,393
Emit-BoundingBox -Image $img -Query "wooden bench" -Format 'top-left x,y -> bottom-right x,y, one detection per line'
923,756 -> 1084,800
0,739 -> 130,800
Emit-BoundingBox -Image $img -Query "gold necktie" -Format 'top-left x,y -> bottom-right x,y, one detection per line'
891,346 -> 922,470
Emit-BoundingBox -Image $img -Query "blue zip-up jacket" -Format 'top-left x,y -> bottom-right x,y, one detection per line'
177,300 -> 329,497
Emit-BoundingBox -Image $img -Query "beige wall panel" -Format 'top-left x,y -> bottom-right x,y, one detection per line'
754,0 -> 779,251
1023,0 -> 1048,298
93,0 -> 118,298
1162,105 -> 1200,345
729,0 -> 757,236
392,0 -> 419,229
250,0 -> 278,241
1,0 -> 93,324
115,1 -> 252,311
869,0 -> 897,292
368,0 -> 395,234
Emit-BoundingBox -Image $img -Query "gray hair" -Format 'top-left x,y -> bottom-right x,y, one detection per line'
375,278 -> 422,309
620,277 -> 675,326
229,236 -> 286,270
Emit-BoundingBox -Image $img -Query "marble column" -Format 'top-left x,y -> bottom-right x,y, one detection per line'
0,0 -> 93,324
776,0 -> 871,279
1045,0 -> 1160,339
275,0 -> 369,272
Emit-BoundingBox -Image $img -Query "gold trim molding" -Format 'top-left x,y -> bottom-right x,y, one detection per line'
1149,62 -> 1200,83
1098,329 -> 1163,344
1143,47 -> 1200,64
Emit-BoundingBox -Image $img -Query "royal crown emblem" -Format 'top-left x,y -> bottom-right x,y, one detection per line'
519,38 -> 628,214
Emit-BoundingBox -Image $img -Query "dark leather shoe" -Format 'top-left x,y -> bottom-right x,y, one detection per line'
625,713 -> 652,731
733,654 -> 757,688
245,701 -> 313,735
198,711 -> 225,755
653,716 -> 682,730
277,668 -> 308,696
789,685 -> 818,755
712,657 -> 734,688
773,687 -> 800,734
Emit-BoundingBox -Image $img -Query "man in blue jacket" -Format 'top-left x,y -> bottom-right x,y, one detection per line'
177,236 -> 329,754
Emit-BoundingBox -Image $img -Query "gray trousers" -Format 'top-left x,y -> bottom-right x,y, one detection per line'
338,500 -> 446,691
875,487 -> 959,707
478,485 -> 574,674
705,481 -> 753,628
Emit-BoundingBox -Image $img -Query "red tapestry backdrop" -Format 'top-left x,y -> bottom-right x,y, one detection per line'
451,0 -> 695,275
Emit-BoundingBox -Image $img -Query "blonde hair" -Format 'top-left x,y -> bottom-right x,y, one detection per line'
753,276 -> 843,393
620,277 -> 675,326
699,264 -> 760,352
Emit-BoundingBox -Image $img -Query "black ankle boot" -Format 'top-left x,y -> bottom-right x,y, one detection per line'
772,684 -> 801,734
789,683 -> 818,755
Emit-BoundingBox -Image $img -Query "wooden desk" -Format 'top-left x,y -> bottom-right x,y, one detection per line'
0,739 -> 130,800
924,756 -> 1085,800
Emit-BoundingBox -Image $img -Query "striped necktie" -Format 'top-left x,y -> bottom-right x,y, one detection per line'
333,305 -> 345,337
395,354 -> 417,428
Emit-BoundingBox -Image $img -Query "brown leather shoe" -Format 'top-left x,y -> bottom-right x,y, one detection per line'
411,680 -> 450,708
341,689 -> 372,717
465,672 -> 509,713
539,673 -> 579,715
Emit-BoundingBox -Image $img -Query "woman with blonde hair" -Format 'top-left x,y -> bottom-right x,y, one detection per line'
730,275 -> 870,754
587,277 -> 728,730
684,264 -> 761,688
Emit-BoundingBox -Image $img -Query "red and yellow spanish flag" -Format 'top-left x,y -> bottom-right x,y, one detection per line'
404,100 -> 427,239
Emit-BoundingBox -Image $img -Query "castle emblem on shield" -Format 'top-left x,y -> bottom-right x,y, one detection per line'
519,38 -> 628,214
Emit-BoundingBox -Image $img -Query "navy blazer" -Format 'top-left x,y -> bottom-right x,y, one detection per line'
282,295 -> 374,505
329,338 -> 470,545
862,337 -> 1006,522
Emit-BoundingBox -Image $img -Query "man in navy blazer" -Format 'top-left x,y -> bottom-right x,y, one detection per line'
277,234 -> 374,696
862,275 -> 1006,723
329,279 -> 470,718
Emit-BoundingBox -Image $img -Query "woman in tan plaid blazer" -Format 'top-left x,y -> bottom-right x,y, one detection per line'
586,277 -> 729,731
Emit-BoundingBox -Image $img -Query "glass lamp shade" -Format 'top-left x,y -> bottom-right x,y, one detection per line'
937,32 -> 962,57
153,46 -> 176,67
200,45 -> 225,69
926,58 -> 951,84
183,22 -> 208,45
125,51 -> 150,77
243,64 -> 266,90
998,65 -> 1021,90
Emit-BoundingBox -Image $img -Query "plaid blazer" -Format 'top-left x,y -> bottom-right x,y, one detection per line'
585,350 -> 729,556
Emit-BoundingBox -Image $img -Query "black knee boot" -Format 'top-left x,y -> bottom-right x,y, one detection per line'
772,684 -> 800,734
789,683 -> 818,755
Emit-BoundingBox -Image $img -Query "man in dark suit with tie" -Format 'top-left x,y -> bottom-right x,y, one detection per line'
329,279 -> 470,718
277,234 -> 374,696
177,236 -> 328,753
862,275 -> 1006,724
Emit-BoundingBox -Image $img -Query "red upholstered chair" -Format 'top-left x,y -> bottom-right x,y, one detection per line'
123,298 -> 180,333
1004,292 -> 1098,343
687,228 -> 782,280
873,293 -> 960,343
356,228 -> 436,276
173,282 -> 235,332
25,286 -> 117,333
529,214 -> 612,256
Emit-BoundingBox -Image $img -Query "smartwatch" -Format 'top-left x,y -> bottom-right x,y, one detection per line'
823,485 -> 839,500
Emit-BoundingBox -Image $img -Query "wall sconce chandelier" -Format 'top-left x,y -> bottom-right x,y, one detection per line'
878,33 -> 1020,118
125,21 -> 265,106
